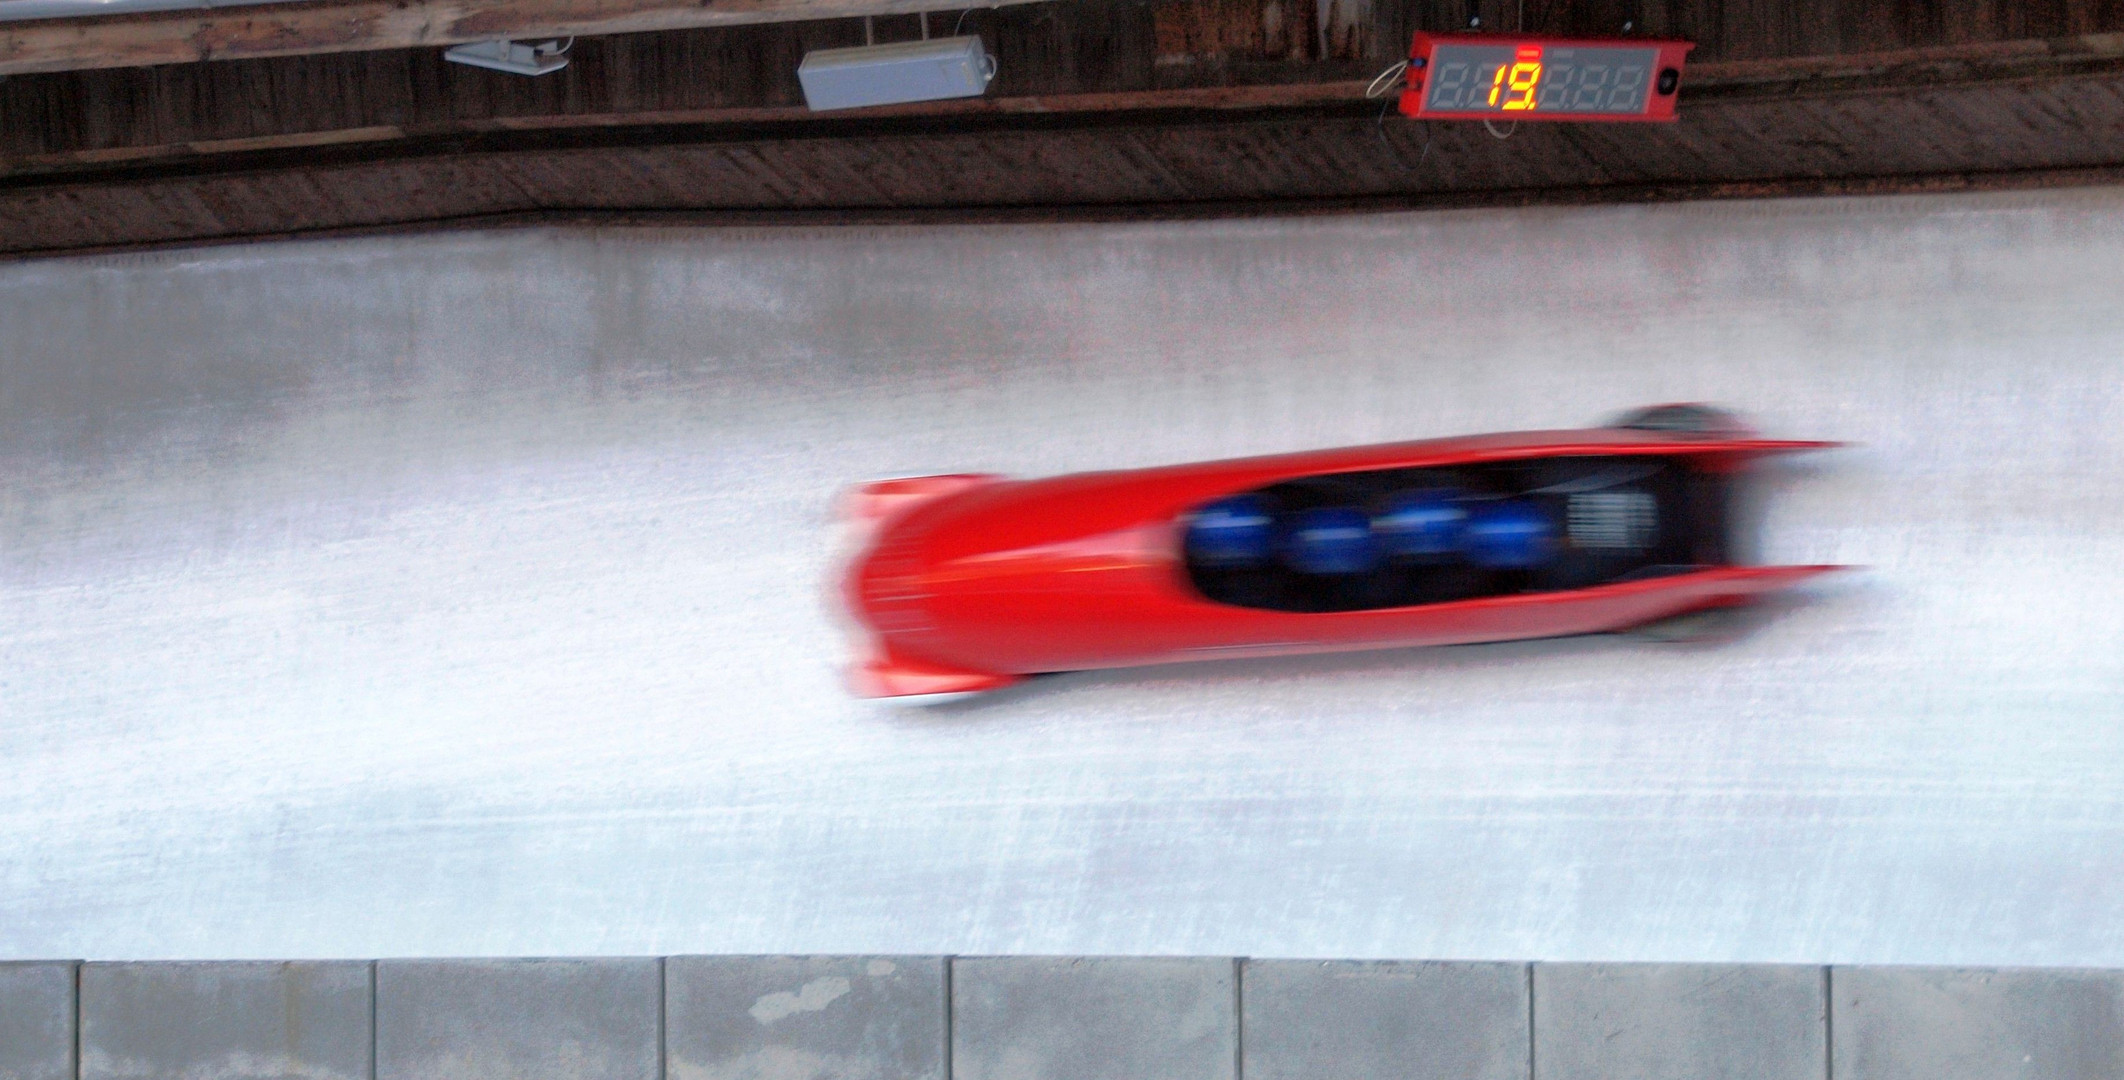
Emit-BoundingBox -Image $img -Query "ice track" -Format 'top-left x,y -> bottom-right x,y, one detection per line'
3,189 -> 2121,962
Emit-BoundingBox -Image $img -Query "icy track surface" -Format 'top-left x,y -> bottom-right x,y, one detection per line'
3,190 -> 2121,963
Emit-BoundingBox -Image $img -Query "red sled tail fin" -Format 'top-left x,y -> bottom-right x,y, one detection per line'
1684,439 -> 1846,473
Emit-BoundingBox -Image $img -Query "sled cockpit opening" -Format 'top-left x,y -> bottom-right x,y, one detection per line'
1181,455 -> 1728,613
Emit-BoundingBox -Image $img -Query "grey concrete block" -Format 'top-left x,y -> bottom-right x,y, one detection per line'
1534,962 -> 1825,1080
1833,966 -> 2124,1080
1242,959 -> 1528,1080
665,955 -> 945,1080
0,963 -> 75,1080
952,956 -> 1236,1080
81,961 -> 372,1080
376,958 -> 660,1080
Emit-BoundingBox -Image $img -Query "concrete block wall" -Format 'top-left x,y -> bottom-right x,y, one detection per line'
0,963 -> 75,1080
3,958 -> 2121,1080
79,962 -> 371,1080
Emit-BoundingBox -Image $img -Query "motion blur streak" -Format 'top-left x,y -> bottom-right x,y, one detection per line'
3,189 -> 2121,962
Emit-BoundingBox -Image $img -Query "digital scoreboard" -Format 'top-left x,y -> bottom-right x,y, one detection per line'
1397,33 -> 1694,123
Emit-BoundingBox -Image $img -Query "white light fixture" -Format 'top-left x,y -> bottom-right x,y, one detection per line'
443,39 -> 571,77
799,30 -> 994,111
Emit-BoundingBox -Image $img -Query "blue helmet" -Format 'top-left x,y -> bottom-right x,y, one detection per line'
1283,507 -> 1379,575
1375,489 -> 1467,559
1184,495 -> 1277,566
1462,500 -> 1555,569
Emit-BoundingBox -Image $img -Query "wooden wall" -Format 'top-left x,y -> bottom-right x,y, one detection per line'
10,0 -> 2124,165
9,0 -> 2124,254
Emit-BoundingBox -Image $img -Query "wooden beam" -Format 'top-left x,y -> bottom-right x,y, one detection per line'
16,33 -> 2124,178
0,0 -> 1047,76
12,53 -> 2124,257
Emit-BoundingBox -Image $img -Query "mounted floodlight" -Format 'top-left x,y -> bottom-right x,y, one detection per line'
799,35 -> 995,111
444,39 -> 570,77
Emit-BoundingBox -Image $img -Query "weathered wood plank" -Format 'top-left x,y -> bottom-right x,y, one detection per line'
0,0 -> 1051,76
14,0 -> 2124,257
15,16 -> 2124,170
11,64 -> 2124,257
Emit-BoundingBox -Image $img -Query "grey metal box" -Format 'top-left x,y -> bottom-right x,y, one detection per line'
799,36 -> 993,111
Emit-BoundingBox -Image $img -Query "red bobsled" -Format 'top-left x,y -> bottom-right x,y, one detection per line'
840,405 -> 1840,701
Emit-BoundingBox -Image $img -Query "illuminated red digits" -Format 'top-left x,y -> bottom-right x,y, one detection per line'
1504,62 -> 1542,110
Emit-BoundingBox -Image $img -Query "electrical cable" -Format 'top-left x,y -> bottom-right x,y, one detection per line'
1365,59 -> 1410,99
1377,102 -> 1434,172
1369,61 -> 1431,172
953,4 -> 1000,37
1365,58 -> 1431,170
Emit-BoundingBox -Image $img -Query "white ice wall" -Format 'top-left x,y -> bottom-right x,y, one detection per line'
2,190 -> 2120,962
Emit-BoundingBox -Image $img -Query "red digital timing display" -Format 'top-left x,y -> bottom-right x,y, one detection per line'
1397,33 -> 1693,122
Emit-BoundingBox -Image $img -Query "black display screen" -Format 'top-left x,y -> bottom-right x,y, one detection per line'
1422,42 -> 1660,115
